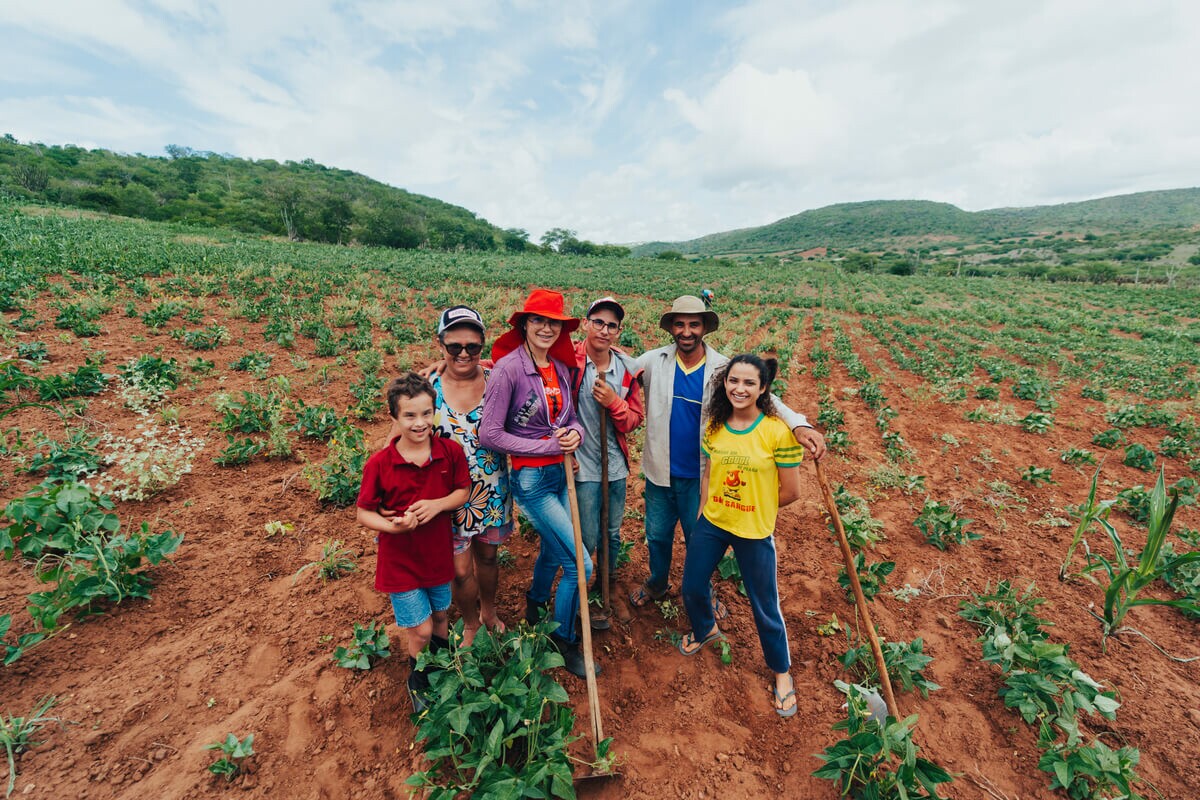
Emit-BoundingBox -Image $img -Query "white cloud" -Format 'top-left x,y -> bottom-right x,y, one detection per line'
3,1 -> 1200,245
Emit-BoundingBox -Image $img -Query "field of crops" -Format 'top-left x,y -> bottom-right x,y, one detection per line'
2,202 -> 1198,799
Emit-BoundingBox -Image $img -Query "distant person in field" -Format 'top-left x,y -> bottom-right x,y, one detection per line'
478,289 -> 598,678
677,353 -> 803,718
356,373 -> 470,713
570,297 -> 645,629
630,295 -> 825,614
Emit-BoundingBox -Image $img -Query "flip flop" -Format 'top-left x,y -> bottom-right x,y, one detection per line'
629,582 -> 669,608
773,678 -> 798,718
712,596 -> 729,621
486,618 -> 508,635
677,628 -> 725,656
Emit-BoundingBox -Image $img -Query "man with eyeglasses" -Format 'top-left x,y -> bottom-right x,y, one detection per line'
571,297 -> 645,629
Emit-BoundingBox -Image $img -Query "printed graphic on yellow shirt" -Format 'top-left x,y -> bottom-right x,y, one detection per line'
722,468 -> 747,504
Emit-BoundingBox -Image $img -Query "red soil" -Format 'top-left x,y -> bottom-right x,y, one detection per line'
2,304 -> 1198,800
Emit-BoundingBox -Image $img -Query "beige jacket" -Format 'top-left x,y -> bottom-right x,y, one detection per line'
636,342 -> 810,488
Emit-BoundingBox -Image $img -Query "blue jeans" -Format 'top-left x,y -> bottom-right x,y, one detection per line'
644,477 -> 700,594
512,463 -> 591,643
575,477 -> 626,574
389,583 -> 452,628
681,515 -> 791,674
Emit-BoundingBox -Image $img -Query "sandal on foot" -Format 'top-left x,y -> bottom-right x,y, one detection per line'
773,678 -> 798,718
712,596 -> 729,621
629,582 -> 669,608
590,607 -> 612,631
677,629 -> 724,656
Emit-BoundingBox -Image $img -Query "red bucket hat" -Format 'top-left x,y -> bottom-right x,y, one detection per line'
492,288 -> 580,363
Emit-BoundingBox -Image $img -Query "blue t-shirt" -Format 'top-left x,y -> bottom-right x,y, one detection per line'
669,356 -> 705,478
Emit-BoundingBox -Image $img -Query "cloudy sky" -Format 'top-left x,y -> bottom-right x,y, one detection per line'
3,0 -> 1199,244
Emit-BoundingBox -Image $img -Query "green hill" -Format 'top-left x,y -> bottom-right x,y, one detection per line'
0,135 -> 501,251
634,189 -> 1200,257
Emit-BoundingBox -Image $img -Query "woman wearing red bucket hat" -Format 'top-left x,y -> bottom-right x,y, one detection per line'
479,289 -> 599,678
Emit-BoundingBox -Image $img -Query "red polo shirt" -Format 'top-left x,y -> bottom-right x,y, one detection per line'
356,435 -> 469,593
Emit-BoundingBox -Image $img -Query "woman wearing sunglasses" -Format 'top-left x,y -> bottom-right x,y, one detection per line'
479,289 -> 597,678
429,305 -> 513,647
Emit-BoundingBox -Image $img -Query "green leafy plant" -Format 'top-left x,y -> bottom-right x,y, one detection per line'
21,428 -> 102,482
837,553 -> 895,602
407,620 -> 613,798
841,636 -> 941,698
182,324 -> 230,351
1020,411 -> 1054,434
1122,443 -> 1155,472
1,696 -> 61,798
214,434 -> 266,466
1060,447 -> 1096,466
1092,428 -> 1123,449
813,680 -> 953,799
1038,739 -> 1144,800
332,620 -> 391,669
1020,465 -> 1054,486
204,732 -> 255,781
914,499 -> 979,550
1081,468 -> 1200,646
293,539 -> 357,583
263,520 -> 294,539
304,425 -> 366,506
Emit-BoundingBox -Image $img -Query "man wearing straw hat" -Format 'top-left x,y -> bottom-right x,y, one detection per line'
629,295 -> 825,611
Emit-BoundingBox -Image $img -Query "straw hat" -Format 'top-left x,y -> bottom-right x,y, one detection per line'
659,295 -> 719,334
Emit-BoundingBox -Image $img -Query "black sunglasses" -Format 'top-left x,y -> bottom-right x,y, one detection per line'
444,342 -> 484,357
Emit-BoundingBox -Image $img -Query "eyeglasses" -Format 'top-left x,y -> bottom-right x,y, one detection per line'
444,342 -> 483,357
587,318 -> 621,333
527,315 -> 563,328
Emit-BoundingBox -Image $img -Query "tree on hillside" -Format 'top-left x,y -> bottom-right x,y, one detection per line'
503,228 -> 531,252
540,227 -> 576,252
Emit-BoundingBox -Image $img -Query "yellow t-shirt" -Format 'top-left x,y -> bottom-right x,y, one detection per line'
701,414 -> 803,539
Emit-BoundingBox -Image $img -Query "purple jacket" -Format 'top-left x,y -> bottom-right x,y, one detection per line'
479,346 -> 584,456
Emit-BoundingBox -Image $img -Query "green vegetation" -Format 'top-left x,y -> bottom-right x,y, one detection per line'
1,696 -> 59,798
204,732 -> 255,781
407,620 -> 613,798
332,621 -> 391,670
959,581 -> 1143,799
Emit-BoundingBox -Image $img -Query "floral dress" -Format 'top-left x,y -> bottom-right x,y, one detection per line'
432,371 -> 513,544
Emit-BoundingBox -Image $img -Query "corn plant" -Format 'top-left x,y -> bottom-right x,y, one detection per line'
293,539 -> 357,584
204,732 -> 254,781
1,696 -> 61,798
1059,468 -> 1116,580
332,620 -> 391,669
813,681 -> 952,799
1080,468 -> 1200,648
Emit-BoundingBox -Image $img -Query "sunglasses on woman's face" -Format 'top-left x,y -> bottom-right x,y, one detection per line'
444,342 -> 484,357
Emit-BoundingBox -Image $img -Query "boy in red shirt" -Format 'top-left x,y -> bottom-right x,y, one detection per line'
356,373 -> 470,712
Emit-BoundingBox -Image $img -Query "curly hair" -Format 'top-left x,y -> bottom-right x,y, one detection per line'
386,372 -> 436,418
705,353 -> 778,434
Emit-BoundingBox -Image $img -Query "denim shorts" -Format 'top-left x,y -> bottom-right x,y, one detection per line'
389,582 -> 452,628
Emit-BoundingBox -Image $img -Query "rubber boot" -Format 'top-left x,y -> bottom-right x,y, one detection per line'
524,592 -> 550,626
551,634 -> 602,679
407,656 -> 429,714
